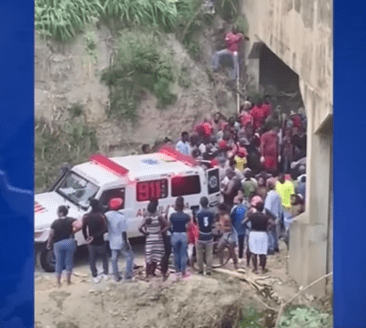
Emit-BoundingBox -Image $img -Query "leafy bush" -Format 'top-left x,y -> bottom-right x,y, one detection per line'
35,120 -> 98,191
67,102 -> 84,118
101,30 -> 177,122
184,40 -> 201,60
178,66 -> 191,88
278,306 -> 333,328
247,90 -> 266,104
234,14 -> 248,34
239,306 -> 263,327
35,0 -> 102,42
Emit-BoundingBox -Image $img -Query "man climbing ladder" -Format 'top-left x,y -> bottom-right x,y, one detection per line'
212,27 -> 249,80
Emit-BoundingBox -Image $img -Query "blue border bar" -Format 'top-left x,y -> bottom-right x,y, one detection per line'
334,0 -> 366,327
0,0 -> 34,327
0,0 -> 366,326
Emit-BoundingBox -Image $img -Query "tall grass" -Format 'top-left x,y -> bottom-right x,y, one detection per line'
35,0 -> 184,41
35,0 -> 102,42
100,0 -> 178,31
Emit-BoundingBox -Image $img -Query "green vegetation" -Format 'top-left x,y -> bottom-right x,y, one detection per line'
238,306 -> 263,327
247,90 -> 266,104
236,305 -> 333,328
67,102 -> 84,118
35,0 -> 102,42
35,0 -> 185,42
278,306 -> 333,328
234,14 -> 248,34
84,30 -> 98,59
175,0 -> 215,60
100,0 -> 178,32
100,29 -> 177,123
178,66 -> 191,89
35,119 -> 98,191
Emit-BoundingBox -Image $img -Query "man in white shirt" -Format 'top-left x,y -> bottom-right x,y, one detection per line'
105,198 -> 134,282
218,156 -> 229,183
176,131 -> 190,155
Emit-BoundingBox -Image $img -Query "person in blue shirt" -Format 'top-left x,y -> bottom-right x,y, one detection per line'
230,195 -> 247,261
195,197 -> 215,275
169,196 -> 191,279
264,179 -> 283,254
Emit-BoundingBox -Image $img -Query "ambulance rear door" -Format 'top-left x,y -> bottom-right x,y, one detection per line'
206,167 -> 220,208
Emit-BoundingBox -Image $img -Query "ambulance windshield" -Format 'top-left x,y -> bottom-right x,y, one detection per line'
56,171 -> 99,209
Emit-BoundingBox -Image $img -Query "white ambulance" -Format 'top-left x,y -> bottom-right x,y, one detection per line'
35,145 -> 221,272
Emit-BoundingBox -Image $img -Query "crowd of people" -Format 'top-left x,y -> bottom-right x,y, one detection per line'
48,97 -> 307,286
141,97 -> 307,276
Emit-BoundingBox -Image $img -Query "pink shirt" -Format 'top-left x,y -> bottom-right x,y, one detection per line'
225,32 -> 243,52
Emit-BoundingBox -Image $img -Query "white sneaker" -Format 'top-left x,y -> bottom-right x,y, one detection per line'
101,274 -> 109,281
93,276 -> 101,283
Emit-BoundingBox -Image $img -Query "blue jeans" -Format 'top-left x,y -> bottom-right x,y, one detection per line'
268,219 -> 280,252
268,226 -> 278,252
53,238 -> 76,274
212,49 -> 240,80
111,242 -> 134,280
171,232 -> 188,274
283,211 -> 293,231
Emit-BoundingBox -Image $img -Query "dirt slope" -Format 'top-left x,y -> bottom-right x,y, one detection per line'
35,242 -> 309,328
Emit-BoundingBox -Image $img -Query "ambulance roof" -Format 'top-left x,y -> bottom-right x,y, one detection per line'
72,153 -> 200,186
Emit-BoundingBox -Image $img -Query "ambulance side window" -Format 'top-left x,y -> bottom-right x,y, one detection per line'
99,188 -> 125,209
171,175 -> 201,197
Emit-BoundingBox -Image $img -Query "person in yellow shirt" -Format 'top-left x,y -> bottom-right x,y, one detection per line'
234,148 -> 247,173
275,173 -> 295,210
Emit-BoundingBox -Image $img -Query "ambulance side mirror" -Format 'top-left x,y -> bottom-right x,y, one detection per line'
60,163 -> 70,174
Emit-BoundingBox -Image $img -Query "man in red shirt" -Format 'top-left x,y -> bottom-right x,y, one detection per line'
262,95 -> 272,119
239,101 -> 254,127
260,126 -> 280,173
290,111 -> 302,129
212,28 -> 249,80
251,101 -> 267,130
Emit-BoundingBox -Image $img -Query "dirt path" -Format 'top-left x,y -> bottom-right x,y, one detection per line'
35,241 -> 300,328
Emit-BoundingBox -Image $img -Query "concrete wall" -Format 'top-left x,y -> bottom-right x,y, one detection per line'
241,0 -> 333,295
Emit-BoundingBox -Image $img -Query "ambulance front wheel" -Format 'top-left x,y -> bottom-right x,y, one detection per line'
40,246 -> 56,272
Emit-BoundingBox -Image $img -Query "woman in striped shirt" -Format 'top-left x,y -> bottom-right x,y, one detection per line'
139,199 -> 169,280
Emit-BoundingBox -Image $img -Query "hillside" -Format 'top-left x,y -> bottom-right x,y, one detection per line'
34,0 -> 251,191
